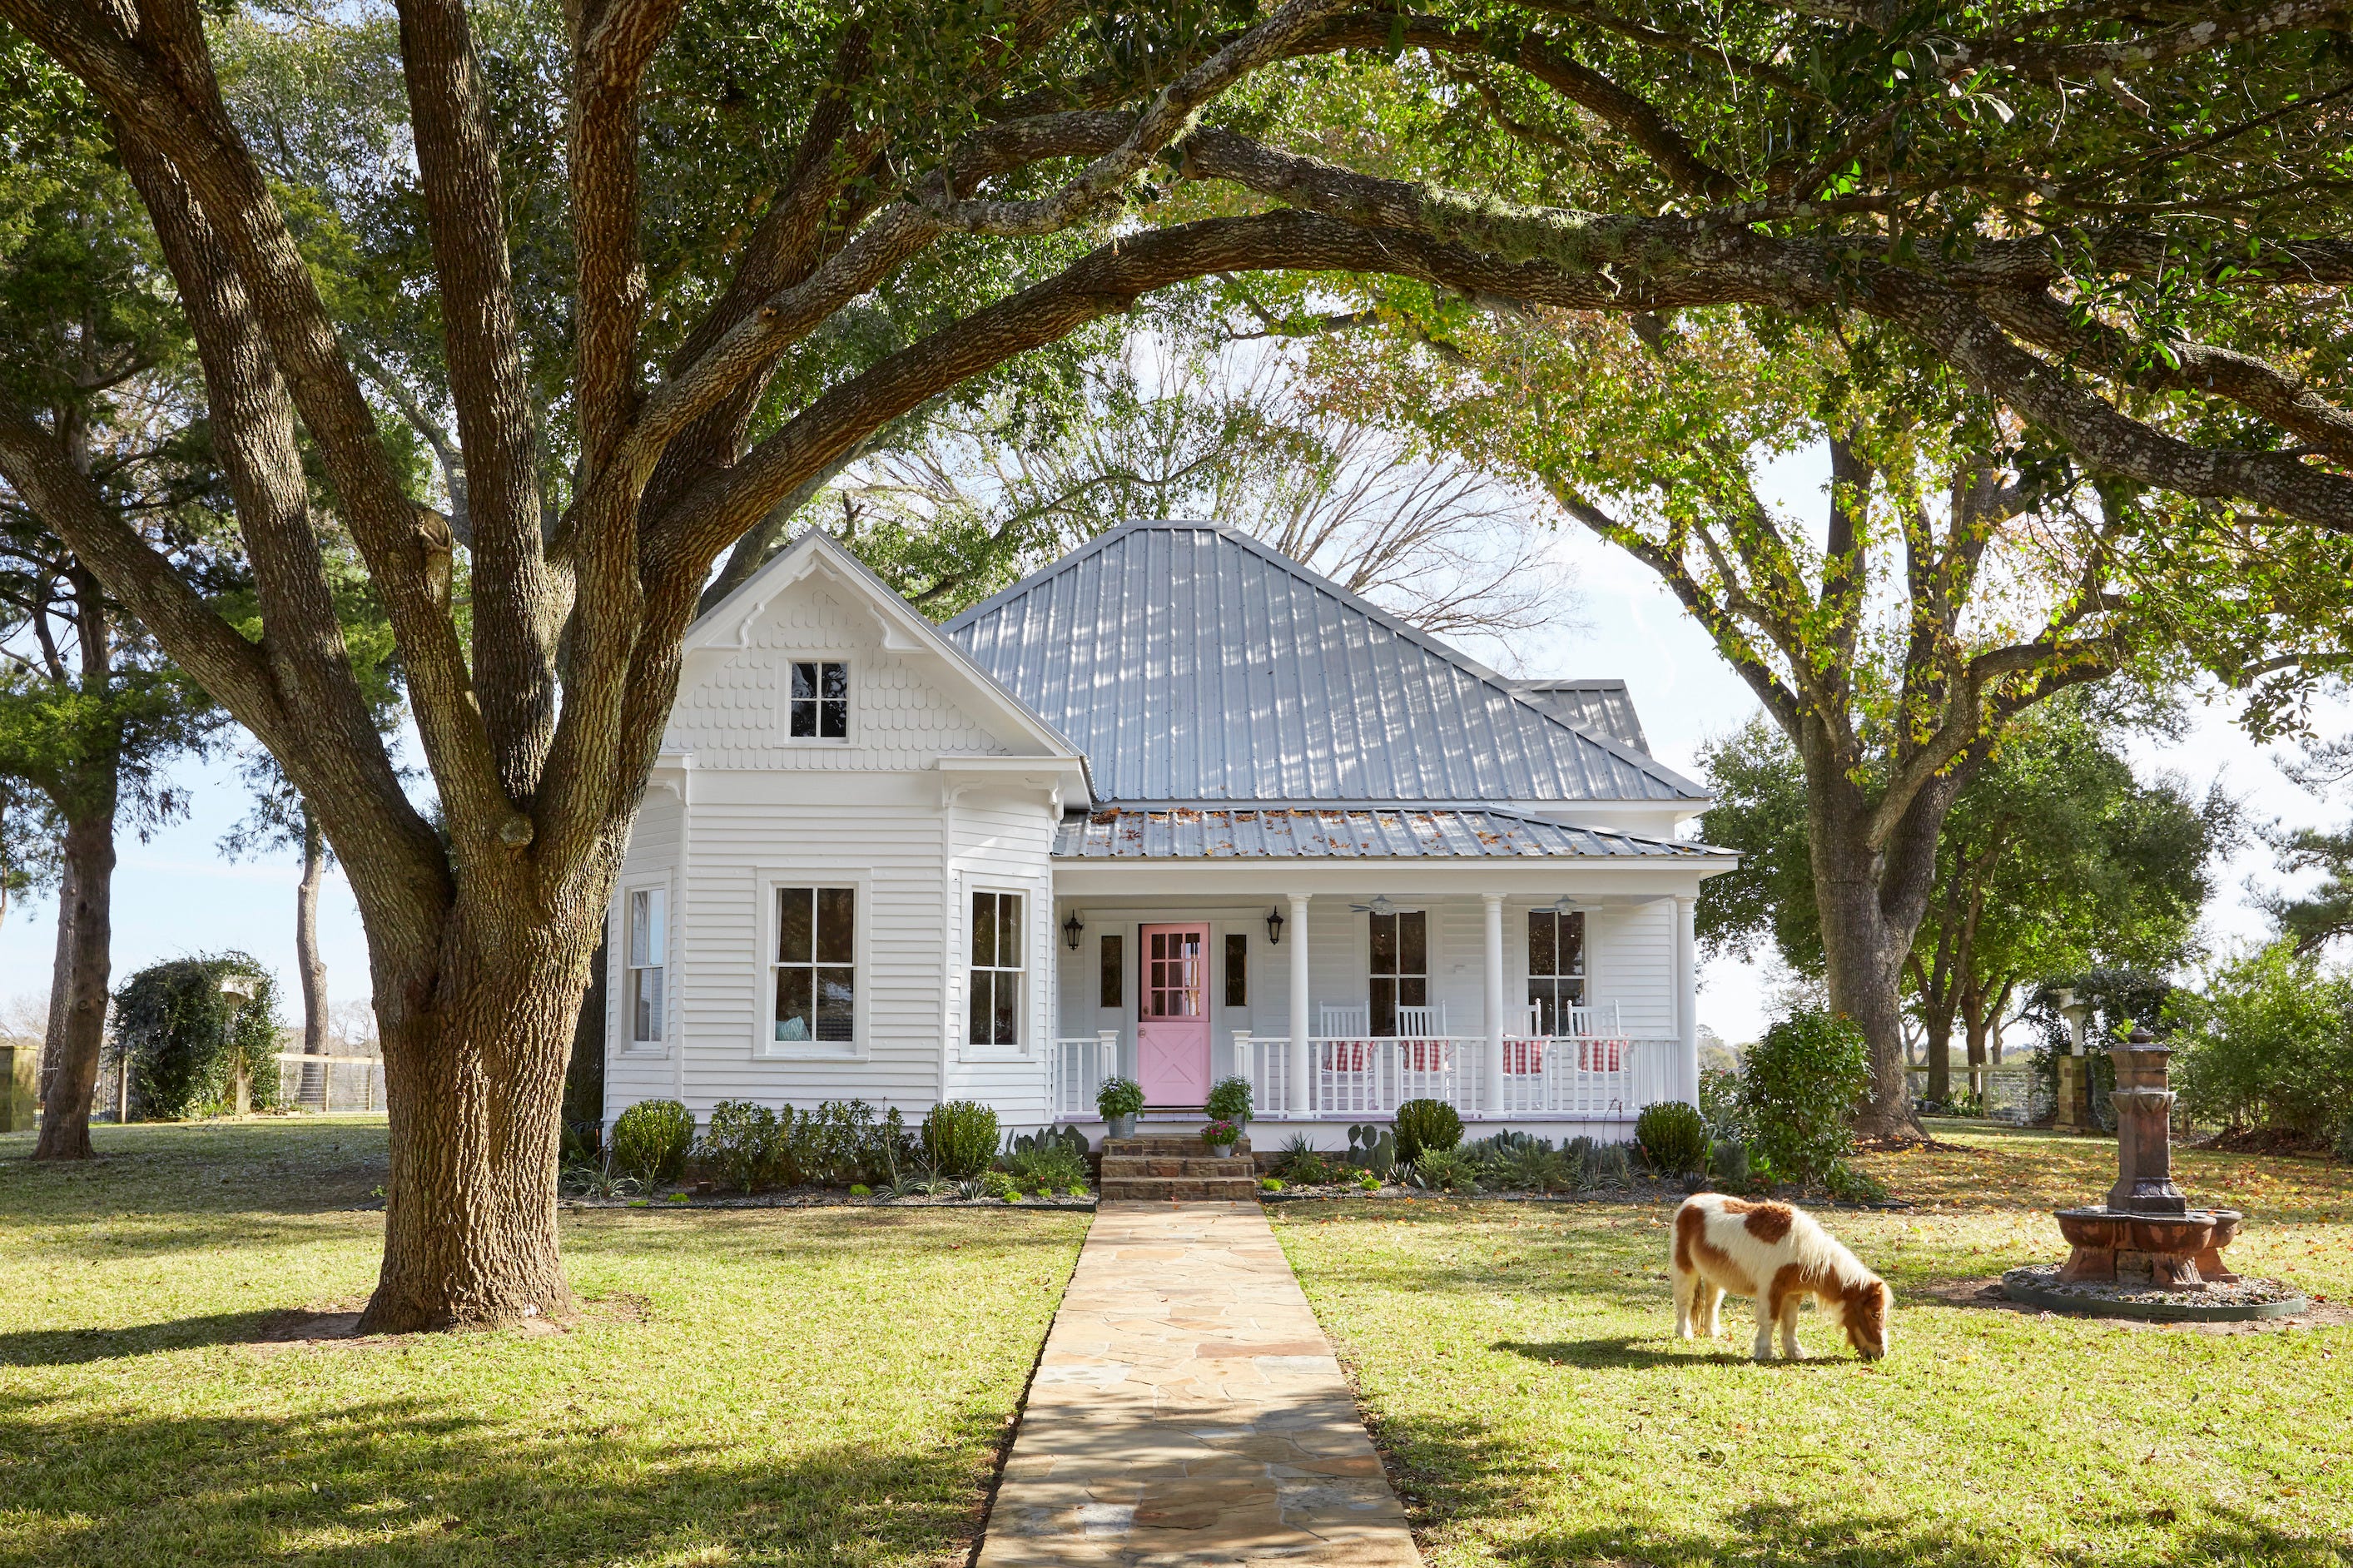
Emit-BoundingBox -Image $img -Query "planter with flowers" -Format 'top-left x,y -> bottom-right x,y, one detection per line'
1201,1119 -> 1242,1159
1096,1075 -> 1144,1139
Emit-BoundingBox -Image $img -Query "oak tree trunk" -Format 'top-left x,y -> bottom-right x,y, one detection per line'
1924,1014 -> 1954,1107
357,909 -> 601,1332
1799,728 -> 1943,1142
35,806 -> 116,1160
296,808 -> 327,1107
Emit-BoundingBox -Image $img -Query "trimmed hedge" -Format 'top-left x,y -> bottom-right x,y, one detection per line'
1393,1098 -> 1462,1163
612,1099 -> 696,1185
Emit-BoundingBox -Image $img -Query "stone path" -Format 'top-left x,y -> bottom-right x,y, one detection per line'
979,1200 -> 1423,1566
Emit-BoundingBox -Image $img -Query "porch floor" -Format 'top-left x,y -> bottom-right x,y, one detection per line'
977,1202 -> 1422,1566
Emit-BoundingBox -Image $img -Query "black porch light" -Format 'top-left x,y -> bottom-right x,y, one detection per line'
1264,906 -> 1285,945
1062,910 -> 1085,950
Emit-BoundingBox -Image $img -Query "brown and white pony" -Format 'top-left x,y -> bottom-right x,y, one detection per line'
1670,1193 -> 1892,1361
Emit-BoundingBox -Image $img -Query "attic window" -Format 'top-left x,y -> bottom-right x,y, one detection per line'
789,661 -> 848,739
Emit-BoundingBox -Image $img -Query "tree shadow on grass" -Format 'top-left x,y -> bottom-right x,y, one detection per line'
0,1309 -> 304,1367
1497,1499 -> 2353,1568
0,1389 -> 1016,1567
1360,1407 -> 2351,1568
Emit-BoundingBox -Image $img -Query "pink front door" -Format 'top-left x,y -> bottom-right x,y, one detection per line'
1137,924 -> 1212,1106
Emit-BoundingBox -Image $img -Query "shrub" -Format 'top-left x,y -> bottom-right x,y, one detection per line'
1824,1162 -> 1889,1204
1635,1101 -> 1711,1175
1699,1065 -> 1748,1139
1566,1136 -> 1631,1189
1491,1138 -> 1571,1193
977,1170 -> 1021,1200
1709,1138 -> 1751,1188
1411,1145 -> 1480,1191
1740,1009 -> 1869,1188
112,954 -> 283,1120
1005,1140 -> 1087,1193
777,1099 -> 916,1187
1204,1075 -> 1253,1124
921,1100 -> 1000,1178
700,1099 -> 781,1191
1393,1099 -> 1462,1162
612,1099 -> 697,1185
1096,1075 -> 1145,1119
2172,943 -> 2353,1141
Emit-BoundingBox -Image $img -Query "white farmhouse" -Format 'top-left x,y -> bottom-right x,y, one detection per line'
603,519 -> 1737,1145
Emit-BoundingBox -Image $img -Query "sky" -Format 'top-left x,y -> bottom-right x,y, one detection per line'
3,451 -> 2344,1049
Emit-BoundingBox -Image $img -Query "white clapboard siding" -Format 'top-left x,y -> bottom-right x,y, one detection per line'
604,790 -> 683,1121
666,580 -> 1011,770
1588,899 -> 1675,1037
945,794 -> 1057,1124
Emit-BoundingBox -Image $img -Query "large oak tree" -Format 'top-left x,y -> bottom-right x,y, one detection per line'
7,0 -> 2353,1321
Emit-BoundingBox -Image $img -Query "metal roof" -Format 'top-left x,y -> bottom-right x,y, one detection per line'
1510,679 -> 1650,754
1054,806 -> 1735,861
942,522 -> 1703,804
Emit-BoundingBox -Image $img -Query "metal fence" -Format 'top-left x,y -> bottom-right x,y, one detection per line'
1905,1062 -> 2049,1126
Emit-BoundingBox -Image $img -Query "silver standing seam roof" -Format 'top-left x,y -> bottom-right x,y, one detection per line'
1509,679 -> 1651,754
1057,806 -> 1735,861
941,521 -> 1704,806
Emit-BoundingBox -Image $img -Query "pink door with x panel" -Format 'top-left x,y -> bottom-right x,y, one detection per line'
1137,924 -> 1212,1106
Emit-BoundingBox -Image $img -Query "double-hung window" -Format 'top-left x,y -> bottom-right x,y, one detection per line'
969,891 -> 1024,1048
626,887 -> 666,1047
1527,908 -> 1587,1035
788,661 -> 848,739
774,886 -> 856,1044
1368,909 -> 1427,1038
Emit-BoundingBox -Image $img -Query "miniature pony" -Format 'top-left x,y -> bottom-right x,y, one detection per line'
1670,1193 -> 1892,1361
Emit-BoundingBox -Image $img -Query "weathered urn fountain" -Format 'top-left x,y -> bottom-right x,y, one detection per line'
2002,1029 -> 2308,1321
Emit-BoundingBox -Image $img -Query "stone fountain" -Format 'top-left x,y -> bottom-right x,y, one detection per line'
2002,1029 -> 2309,1321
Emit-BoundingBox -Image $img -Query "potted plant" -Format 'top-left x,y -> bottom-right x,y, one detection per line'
1204,1074 -> 1253,1127
1201,1119 -> 1242,1158
1097,1075 -> 1144,1139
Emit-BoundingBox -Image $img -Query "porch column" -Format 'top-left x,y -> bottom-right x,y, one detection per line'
1482,893 -> 1507,1116
1674,893 -> 1699,1105
1288,893 -> 1313,1117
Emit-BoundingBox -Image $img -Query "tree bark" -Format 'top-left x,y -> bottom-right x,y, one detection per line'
358,906 -> 598,1332
1924,1012 -> 1954,1108
297,806 -> 327,1107
34,806 -> 116,1160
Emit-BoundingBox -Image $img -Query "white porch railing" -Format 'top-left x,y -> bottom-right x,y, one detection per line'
1050,1031 -> 1119,1120
1230,1030 -> 1289,1115
1225,1033 -> 1679,1119
1312,1036 -> 1478,1115
1497,1036 -> 1677,1117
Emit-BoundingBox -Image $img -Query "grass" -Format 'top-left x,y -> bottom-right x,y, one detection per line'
0,1117 -> 1087,1567
1271,1122 -> 2353,1567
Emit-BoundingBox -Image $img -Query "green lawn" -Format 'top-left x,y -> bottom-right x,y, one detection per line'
1271,1124 -> 2353,1568
0,1118 -> 1086,1567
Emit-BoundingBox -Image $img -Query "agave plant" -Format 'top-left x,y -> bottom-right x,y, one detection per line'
561,1154 -> 642,1200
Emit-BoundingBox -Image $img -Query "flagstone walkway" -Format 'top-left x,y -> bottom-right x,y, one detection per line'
979,1200 -> 1423,1566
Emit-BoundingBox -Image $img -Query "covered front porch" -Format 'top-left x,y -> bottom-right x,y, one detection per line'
1040,806 -> 1729,1143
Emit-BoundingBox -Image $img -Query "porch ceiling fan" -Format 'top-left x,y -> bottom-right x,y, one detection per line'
1348,894 -> 1397,916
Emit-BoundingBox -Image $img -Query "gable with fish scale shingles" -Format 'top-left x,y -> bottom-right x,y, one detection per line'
941,521 -> 1703,805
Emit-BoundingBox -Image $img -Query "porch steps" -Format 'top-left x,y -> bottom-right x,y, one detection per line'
1096,1136 -> 1259,1202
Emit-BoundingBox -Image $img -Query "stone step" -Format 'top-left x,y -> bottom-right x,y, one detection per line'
1100,1154 -> 1258,1180
1097,1175 -> 1263,1202
1104,1134 -> 1253,1157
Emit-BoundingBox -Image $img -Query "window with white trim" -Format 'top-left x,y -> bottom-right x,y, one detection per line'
1527,908 -> 1587,1035
968,890 -> 1024,1048
626,886 -> 666,1047
773,886 -> 856,1043
788,661 -> 848,739
1368,909 -> 1427,1038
